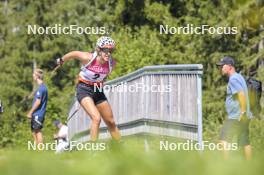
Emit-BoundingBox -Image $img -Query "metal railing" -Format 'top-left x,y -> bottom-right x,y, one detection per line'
67,64 -> 203,146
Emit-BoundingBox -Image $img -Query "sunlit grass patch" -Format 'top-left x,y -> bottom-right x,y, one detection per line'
0,137 -> 264,175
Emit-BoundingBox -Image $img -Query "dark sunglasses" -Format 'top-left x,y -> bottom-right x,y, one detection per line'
100,48 -> 114,54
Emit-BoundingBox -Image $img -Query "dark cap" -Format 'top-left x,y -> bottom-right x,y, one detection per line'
53,120 -> 61,127
216,56 -> 235,66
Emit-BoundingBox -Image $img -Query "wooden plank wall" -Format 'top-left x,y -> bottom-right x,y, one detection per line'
68,65 -> 202,142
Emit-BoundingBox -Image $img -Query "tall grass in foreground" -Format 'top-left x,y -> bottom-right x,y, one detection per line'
0,137 -> 263,175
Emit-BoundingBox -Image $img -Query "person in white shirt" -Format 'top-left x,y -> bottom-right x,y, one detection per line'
53,120 -> 69,153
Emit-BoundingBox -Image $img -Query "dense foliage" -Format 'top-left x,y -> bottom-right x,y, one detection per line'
0,0 -> 263,149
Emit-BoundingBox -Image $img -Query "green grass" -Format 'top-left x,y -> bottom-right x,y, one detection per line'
0,138 -> 263,175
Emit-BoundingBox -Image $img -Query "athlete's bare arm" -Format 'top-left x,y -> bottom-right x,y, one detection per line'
62,51 -> 92,65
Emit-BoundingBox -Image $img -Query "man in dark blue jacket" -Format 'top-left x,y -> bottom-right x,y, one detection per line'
27,69 -> 48,145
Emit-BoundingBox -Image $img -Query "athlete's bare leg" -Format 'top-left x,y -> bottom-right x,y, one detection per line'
96,101 -> 121,141
80,97 -> 102,141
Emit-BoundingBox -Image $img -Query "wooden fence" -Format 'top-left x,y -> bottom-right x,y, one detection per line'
67,64 -> 203,146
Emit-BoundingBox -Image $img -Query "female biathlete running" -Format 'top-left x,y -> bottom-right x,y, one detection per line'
57,36 -> 121,142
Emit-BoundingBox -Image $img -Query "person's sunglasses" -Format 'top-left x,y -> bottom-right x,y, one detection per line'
100,48 -> 114,54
